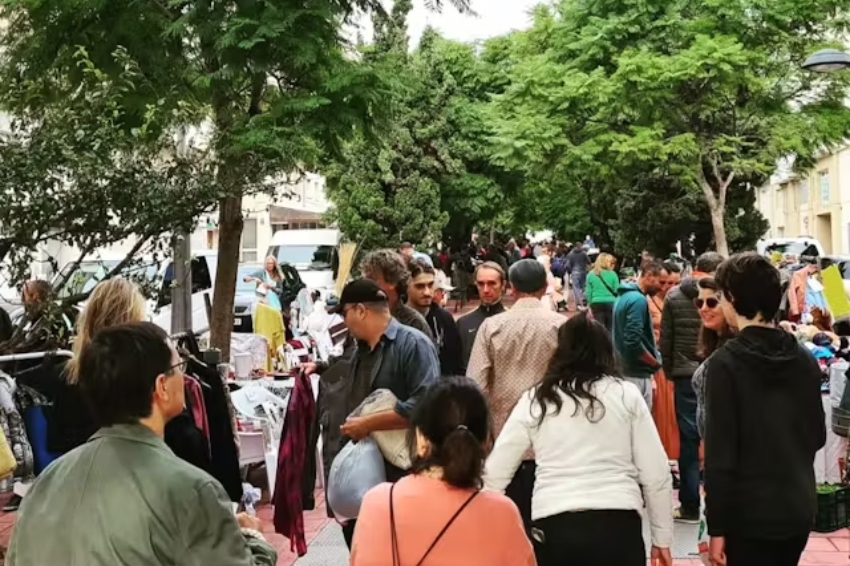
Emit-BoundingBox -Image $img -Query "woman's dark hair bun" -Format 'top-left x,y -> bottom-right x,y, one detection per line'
409,377 -> 491,490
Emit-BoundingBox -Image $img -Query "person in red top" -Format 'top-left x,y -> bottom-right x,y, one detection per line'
351,376 -> 534,566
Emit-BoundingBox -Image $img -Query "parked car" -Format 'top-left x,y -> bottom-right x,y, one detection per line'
759,237 -> 826,260
234,264 -> 262,333
51,251 -> 218,335
233,262 -> 305,334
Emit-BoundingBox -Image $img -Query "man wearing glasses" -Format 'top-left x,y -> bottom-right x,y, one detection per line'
328,279 -> 440,549
7,322 -> 276,566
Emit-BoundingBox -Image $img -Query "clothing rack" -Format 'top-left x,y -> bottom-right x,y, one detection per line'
0,350 -> 73,363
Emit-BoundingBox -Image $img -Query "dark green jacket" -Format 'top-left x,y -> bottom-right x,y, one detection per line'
612,283 -> 659,378
7,424 -> 276,566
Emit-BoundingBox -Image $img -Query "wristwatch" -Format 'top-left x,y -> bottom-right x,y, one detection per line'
241,527 -> 267,542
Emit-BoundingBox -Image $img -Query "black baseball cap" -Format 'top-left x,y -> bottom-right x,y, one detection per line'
329,279 -> 388,313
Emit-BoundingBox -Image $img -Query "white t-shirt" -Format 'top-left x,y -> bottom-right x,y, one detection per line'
483,376 -> 673,548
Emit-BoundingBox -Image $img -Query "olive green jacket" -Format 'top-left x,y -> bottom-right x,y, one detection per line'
7,423 -> 276,566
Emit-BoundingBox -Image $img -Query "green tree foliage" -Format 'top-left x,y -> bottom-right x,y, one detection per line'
489,0 -> 850,256
0,47 -> 214,291
0,47 -> 216,351
0,0 -> 394,355
1,0 -> 469,355
326,9 -> 522,251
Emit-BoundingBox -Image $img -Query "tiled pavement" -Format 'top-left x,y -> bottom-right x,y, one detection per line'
1,490 -> 844,565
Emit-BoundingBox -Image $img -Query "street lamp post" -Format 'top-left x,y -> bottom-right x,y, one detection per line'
802,49 -> 850,73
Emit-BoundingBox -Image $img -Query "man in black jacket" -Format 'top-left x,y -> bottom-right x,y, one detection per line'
660,251 -> 723,523
457,261 -> 506,373
406,258 -> 462,376
705,253 -> 825,566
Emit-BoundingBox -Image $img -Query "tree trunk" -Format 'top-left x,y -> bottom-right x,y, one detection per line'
709,204 -> 729,258
209,195 -> 243,360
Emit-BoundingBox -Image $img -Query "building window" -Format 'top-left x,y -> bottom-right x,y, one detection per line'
799,181 -> 809,205
820,171 -> 830,204
241,218 -> 258,262
271,222 -> 288,233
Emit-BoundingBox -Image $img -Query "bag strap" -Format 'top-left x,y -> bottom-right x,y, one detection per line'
389,482 -> 479,566
390,483 -> 401,566
599,274 -> 617,297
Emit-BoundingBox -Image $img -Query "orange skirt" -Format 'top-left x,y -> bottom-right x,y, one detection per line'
652,371 -> 680,460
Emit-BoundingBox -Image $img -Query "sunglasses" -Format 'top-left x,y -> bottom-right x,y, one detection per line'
694,297 -> 720,310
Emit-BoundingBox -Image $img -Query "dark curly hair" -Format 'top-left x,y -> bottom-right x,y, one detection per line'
534,312 -> 621,424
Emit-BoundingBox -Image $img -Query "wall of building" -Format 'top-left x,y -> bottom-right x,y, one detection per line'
757,145 -> 850,255
37,172 -> 331,276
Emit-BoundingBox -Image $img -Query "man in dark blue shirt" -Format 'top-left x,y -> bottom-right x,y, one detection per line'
328,278 -> 440,548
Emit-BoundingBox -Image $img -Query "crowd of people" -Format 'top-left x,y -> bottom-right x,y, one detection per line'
0,240 -> 832,566
333,247 -> 826,566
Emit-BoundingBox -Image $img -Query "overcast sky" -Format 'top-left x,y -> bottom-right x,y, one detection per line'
408,0 -> 541,44
354,0 -> 544,45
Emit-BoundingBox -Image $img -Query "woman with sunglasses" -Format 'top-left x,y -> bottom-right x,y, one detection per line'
692,277 -> 736,437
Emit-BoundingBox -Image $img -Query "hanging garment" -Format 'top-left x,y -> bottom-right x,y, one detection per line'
177,334 -> 243,502
164,408 -> 212,474
16,383 -> 61,474
0,374 -> 33,483
185,376 -> 210,443
301,386 -> 321,512
0,426 -> 16,480
195,361 -> 242,502
255,303 -> 285,366
788,267 -> 812,317
273,371 -> 317,556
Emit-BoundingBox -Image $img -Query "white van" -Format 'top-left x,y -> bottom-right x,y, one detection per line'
758,237 -> 826,259
267,229 -> 340,296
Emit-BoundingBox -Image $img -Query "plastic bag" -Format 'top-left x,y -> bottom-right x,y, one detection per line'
350,389 -> 412,470
697,508 -> 710,566
241,482 -> 262,517
327,437 -> 386,522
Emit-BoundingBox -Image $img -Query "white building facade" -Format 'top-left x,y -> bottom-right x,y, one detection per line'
756,145 -> 850,255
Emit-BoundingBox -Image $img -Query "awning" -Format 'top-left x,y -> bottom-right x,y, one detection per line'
268,205 -> 324,224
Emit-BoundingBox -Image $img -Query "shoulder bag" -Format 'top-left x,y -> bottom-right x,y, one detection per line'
390,482 -> 478,566
598,273 -> 618,297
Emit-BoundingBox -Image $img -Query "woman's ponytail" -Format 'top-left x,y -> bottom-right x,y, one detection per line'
408,377 -> 492,490
440,426 -> 486,489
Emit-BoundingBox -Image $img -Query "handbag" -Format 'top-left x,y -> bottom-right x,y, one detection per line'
0,427 -> 16,480
390,482 -> 478,566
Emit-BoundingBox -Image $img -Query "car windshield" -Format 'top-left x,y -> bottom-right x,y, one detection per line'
236,266 -> 261,294
765,241 -> 809,257
274,245 -> 334,270
55,261 -> 158,299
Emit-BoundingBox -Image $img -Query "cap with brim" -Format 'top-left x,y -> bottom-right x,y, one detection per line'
435,272 -> 455,292
328,279 -> 388,314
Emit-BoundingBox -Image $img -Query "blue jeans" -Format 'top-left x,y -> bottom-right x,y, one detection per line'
674,378 -> 700,514
572,273 -> 586,308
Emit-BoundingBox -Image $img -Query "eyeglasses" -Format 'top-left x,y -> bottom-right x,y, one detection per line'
168,360 -> 188,375
694,297 -> 720,310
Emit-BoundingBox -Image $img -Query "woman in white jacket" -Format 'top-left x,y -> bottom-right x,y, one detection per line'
484,312 -> 674,566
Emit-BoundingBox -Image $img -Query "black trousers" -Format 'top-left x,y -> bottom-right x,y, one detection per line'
725,533 -> 809,566
532,509 -> 645,566
505,460 -> 536,533
590,303 -> 613,332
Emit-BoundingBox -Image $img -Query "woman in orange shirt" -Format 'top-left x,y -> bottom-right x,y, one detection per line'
351,377 -> 535,566
648,263 -> 680,462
